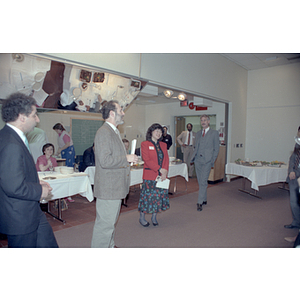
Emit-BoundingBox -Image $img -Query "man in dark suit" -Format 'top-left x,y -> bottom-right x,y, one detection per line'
81,143 -> 95,172
0,92 -> 58,248
284,126 -> 300,229
191,114 -> 220,212
162,126 -> 173,150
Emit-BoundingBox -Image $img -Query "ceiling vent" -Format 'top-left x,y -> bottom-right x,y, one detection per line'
139,84 -> 158,97
193,97 -> 213,107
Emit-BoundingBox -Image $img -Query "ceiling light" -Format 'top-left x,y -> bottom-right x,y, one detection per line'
265,56 -> 278,61
178,92 -> 186,101
163,89 -> 173,98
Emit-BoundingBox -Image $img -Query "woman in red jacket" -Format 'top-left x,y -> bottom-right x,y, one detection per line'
138,123 -> 169,227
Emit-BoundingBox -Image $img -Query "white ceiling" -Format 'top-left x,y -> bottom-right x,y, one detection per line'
220,53 -> 300,70
135,53 -> 300,105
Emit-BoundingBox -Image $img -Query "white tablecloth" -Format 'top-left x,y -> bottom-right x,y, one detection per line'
38,171 -> 94,202
225,163 -> 288,191
85,163 -> 189,186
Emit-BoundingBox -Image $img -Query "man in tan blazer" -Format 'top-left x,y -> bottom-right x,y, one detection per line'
176,123 -> 196,177
91,100 -> 138,248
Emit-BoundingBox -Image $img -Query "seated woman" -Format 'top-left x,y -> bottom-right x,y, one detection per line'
36,143 -> 58,172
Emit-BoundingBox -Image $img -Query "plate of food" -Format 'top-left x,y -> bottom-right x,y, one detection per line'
268,161 -> 286,167
171,158 -> 182,164
131,161 -> 144,169
42,176 -> 56,180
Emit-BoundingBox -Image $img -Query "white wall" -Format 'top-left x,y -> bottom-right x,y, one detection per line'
46,53 -> 248,162
139,100 -> 226,157
246,63 -> 300,163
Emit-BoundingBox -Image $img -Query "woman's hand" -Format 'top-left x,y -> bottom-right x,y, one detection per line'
160,168 -> 168,181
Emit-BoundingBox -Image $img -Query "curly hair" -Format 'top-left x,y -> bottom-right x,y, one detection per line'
1,92 -> 36,123
146,123 -> 164,141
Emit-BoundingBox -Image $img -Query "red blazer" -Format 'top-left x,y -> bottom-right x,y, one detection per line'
141,140 -> 169,180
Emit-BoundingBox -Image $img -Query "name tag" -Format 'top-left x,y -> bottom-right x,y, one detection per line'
149,146 -> 155,150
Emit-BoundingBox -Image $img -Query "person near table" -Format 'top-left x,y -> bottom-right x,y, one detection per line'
80,143 -> 95,172
284,126 -> 300,229
52,123 -> 75,167
122,138 -> 130,154
36,143 -> 58,172
91,100 -> 138,248
53,123 -> 76,202
162,126 -> 173,150
177,123 -> 196,177
0,92 -> 58,248
191,114 -> 220,212
138,123 -> 169,227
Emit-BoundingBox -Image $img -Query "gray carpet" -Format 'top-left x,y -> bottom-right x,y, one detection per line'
54,178 -> 298,248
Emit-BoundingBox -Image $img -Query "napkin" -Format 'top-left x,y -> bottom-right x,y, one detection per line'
156,177 -> 170,189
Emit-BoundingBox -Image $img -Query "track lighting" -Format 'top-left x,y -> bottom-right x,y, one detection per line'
178,92 -> 186,101
163,89 -> 173,98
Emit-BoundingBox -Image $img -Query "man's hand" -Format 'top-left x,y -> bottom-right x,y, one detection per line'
40,182 -> 52,199
126,154 -> 138,164
289,171 -> 296,180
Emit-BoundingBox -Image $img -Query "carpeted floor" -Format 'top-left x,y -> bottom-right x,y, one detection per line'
54,178 -> 298,248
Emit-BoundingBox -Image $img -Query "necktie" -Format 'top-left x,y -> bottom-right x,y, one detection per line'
187,132 -> 190,145
202,130 -> 205,137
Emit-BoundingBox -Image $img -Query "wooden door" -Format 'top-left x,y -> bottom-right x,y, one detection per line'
175,116 -> 186,160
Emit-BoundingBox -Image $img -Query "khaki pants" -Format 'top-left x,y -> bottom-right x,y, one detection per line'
183,146 -> 194,177
91,198 -> 122,248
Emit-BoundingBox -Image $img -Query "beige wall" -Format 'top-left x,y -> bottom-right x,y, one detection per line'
246,63 -> 300,162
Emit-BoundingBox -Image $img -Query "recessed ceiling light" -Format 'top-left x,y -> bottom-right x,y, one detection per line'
265,56 -> 278,61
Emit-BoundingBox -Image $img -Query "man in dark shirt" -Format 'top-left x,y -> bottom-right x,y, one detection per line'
162,126 -> 172,150
81,143 -> 95,171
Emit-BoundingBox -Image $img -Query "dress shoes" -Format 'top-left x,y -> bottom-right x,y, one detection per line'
139,220 -> 150,227
203,201 -> 207,205
284,224 -> 300,229
197,203 -> 202,211
284,236 -> 297,243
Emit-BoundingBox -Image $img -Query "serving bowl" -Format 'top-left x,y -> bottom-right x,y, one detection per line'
60,167 -> 74,174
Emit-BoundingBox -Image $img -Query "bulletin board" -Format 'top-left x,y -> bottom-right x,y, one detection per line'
71,118 -> 104,155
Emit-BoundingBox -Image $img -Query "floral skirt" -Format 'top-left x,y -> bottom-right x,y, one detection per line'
61,145 -> 75,167
138,180 -> 170,214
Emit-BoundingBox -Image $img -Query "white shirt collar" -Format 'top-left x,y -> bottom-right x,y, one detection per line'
105,121 -> 118,132
203,127 -> 210,134
7,123 -> 27,144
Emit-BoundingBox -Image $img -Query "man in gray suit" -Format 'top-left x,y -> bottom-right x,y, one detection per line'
91,100 -> 138,248
191,115 -> 219,212
177,123 -> 196,177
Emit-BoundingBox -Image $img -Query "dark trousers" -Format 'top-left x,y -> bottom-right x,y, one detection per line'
7,212 -> 58,248
288,179 -> 300,227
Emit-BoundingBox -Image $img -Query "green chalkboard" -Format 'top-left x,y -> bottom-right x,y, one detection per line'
71,118 -> 104,155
